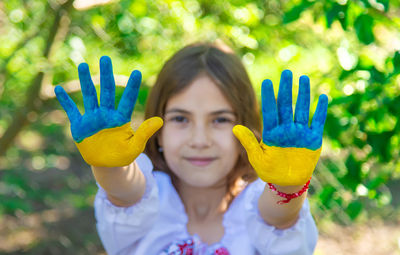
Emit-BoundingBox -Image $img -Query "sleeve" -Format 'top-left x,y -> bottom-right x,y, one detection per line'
244,179 -> 318,255
93,153 -> 160,255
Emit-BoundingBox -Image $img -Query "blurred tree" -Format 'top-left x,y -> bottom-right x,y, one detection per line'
0,0 -> 400,252
0,0 -> 74,156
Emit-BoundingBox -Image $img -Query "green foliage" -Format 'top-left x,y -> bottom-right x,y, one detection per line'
283,0 -> 316,24
354,14 -> 374,44
0,0 -> 400,251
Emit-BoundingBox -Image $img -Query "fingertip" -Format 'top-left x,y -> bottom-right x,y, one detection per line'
232,125 -> 260,152
142,117 -> 164,132
262,79 -> 273,87
232,124 -> 249,137
100,55 -> 111,63
232,125 -> 242,137
54,85 -> 63,94
299,75 -> 310,84
298,76 -> 310,98
135,117 -> 165,144
132,69 -> 142,79
232,124 -> 241,134
153,116 -> 164,128
78,62 -> 89,73
311,94 -> 329,129
282,69 -> 293,78
130,70 -> 142,84
54,86 -> 68,103
100,56 -> 112,70
279,70 -> 293,88
319,94 -> 329,105
262,79 -> 275,94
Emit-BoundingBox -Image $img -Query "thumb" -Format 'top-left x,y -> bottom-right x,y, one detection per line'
232,125 -> 262,155
132,117 -> 164,147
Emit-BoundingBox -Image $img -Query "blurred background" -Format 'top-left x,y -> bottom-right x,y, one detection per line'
0,0 -> 399,254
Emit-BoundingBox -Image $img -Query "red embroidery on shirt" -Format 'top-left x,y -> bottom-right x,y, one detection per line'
215,247 -> 230,255
177,240 -> 194,254
163,237 -> 230,255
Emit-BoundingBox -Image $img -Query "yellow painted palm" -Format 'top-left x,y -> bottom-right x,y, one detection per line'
55,56 -> 163,167
233,70 -> 328,186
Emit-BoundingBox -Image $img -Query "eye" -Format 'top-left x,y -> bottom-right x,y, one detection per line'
170,115 -> 188,123
213,117 -> 232,124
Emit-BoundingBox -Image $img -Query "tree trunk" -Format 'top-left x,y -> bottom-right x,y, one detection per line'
0,0 -> 74,156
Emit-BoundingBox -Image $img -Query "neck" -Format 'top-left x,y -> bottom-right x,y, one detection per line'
175,178 -> 229,223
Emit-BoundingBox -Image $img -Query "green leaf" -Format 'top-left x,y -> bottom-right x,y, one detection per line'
346,200 -> 363,220
366,131 -> 394,162
319,185 -> 336,205
0,196 -> 32,214
341,153 -> 362,191
354,14 -> 375,44
369,66 -> 386,84
366,176 -> 387,190
387,95 -> 400,121
283,0 -> 315,24
360,0 -> 389,12
393,51 -> 400,74
138,84 -> 150,105
377,0 -> 390,12
324,112 -> 344,141
326,3 -> 348,29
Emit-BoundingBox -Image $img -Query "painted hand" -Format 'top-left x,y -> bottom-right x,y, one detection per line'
233,70 -> 328,186
54,56 -> 163,167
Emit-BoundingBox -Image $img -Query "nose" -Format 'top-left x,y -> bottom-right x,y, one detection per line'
188,123 -> 212,149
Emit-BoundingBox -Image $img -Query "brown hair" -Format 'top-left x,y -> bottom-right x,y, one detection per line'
144,42 -> 261,201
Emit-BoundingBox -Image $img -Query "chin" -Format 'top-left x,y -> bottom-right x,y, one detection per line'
181,173 -> 228,188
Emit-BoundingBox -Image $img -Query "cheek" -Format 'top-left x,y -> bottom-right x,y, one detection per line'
215,130 -> 241,156
159,129 -> 180,168
160,126 -> 186,151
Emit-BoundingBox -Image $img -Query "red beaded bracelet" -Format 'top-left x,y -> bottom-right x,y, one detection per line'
267,178 -> 311,204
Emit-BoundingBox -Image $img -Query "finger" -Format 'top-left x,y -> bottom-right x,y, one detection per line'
54,85 -> 82,124
261,79 -> 278,132
117,70 -> 141,119
132,117 -> 164,147
232,125 -> 262,155
311,94 -> 328,134
100,56 -> 115,109
294,75 -> 310,125
78,63 -> 99,112
277,70 -> 293,124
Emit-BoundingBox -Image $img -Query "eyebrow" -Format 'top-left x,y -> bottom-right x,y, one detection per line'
165,108 -> 237,116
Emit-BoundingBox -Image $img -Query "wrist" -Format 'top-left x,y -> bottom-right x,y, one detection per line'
272,184 -> 304,193
267,178 -> 311,204
98,162 -> 146,207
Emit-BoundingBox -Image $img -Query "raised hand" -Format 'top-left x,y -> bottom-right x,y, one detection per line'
233,70 -> 328,186
55,56 -> 163,167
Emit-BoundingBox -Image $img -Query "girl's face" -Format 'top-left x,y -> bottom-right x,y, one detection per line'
159,74 -> 241,188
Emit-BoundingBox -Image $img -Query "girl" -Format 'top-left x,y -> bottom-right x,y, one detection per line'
55,43 -> 327,254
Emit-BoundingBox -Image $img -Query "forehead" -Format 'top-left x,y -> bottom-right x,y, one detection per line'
165,74 -> 234,113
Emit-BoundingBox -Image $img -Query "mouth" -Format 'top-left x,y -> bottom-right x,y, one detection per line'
184,157 -> 217,167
